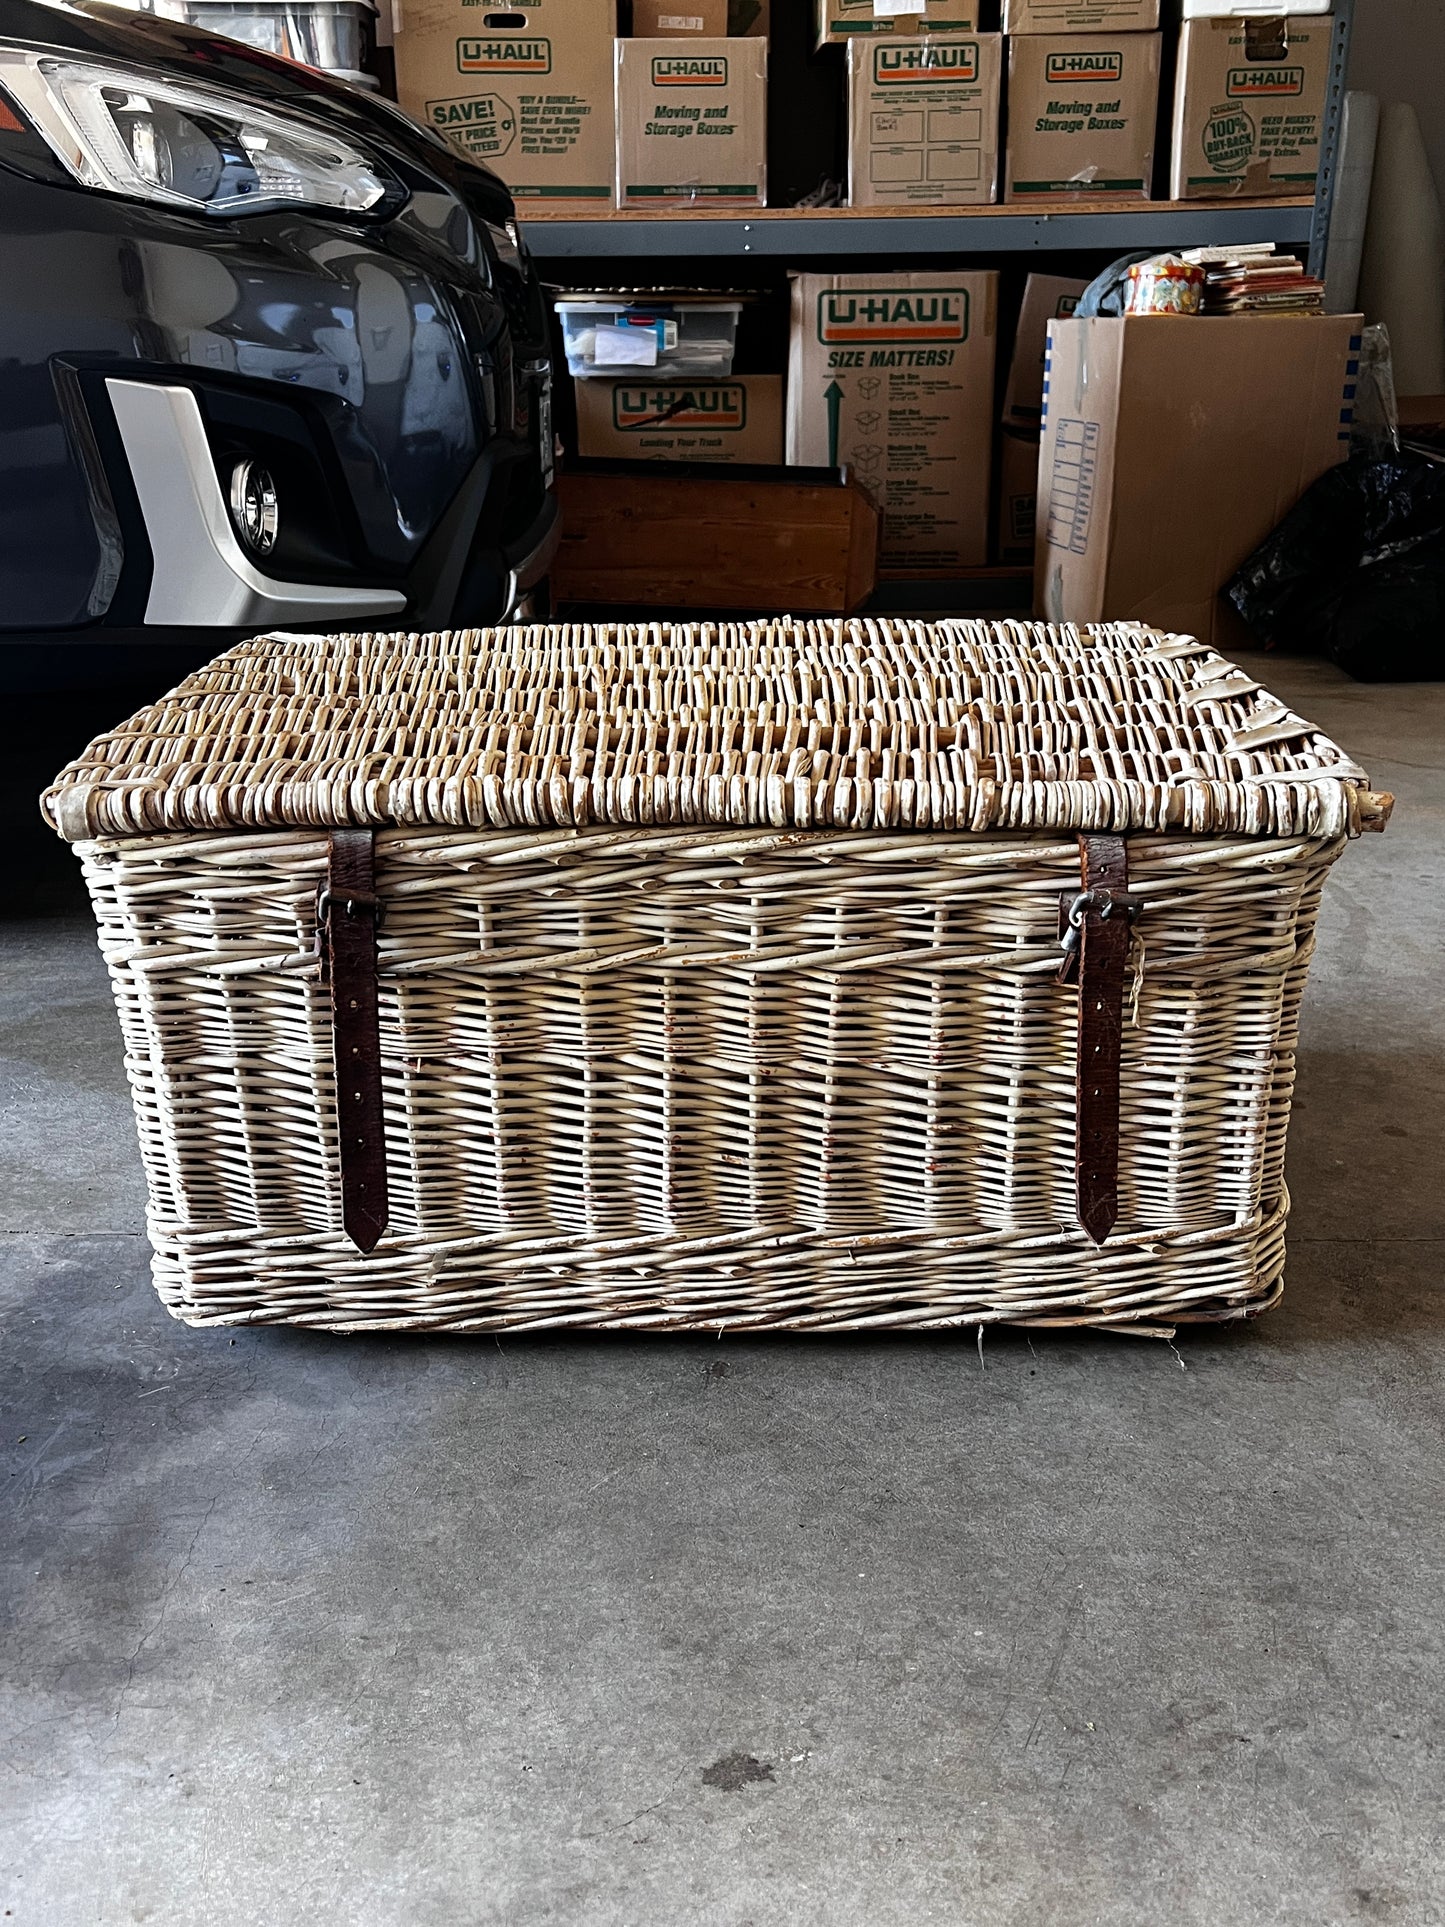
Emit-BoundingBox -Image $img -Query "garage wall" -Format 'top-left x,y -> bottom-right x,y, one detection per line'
1347,0 -> 1445,198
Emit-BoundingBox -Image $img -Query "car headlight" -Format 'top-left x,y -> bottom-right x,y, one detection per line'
0,49 -> 392,217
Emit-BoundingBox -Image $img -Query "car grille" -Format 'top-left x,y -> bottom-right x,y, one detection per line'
492,261 -> 548,361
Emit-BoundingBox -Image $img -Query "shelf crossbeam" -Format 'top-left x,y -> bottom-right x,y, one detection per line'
522,203 -> 1315,260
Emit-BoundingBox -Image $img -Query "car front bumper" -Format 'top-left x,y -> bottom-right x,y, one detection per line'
0,165 -> 554,636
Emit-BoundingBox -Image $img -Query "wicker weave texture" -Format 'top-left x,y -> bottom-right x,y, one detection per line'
81,820 -> 1337,1335
45,620 -> 1384,845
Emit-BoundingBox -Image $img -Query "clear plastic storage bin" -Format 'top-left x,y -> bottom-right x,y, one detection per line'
556,299 -> 743,380
148,0 -> 375,78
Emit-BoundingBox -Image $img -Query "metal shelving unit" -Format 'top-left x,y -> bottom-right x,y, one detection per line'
520,0 -> 1355,268
524,0 -> 1354,611
1309,0 -> 1358,278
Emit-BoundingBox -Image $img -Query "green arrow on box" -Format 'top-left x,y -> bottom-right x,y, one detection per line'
823,380 -> 844,468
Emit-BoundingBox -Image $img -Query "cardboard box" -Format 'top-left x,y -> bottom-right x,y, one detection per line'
995,423 -> 1041,562
1183,0 -> 1331,12
786,270 -> 998,569
847,35 -> 1001,207
1170,15 -> 1333,200
632,0 -> 769,35
1004,33 -> 1161,199
394,0 -> 615,208
1001,272 -> 1087,424
1002,0 -> 1158,35
575,376 -> 783,463
1034,313 -> 1362,644
634,0 -> 729,33
615,37 -> 767,205
996,277 -> 1086,558
817,0 -> 976,52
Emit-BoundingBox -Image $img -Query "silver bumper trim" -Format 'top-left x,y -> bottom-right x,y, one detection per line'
106,379 -> 407,628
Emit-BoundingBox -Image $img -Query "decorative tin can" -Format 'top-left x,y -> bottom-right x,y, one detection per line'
1123,256 -> 1206,315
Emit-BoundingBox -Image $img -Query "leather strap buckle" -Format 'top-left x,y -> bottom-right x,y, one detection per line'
319,828 -> 389,1254
317,887 -> 384,924
1057,884 -> 1140,985
1063,834 -> 1135,1246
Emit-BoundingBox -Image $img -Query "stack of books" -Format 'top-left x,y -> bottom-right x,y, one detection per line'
1181,243 -> 1327,315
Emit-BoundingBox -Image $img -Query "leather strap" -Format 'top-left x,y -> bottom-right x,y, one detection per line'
320,829 -> 388,1253
1071,834 -> 1132,1247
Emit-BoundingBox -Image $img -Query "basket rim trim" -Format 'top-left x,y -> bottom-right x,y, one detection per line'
41,618 -> 1389,845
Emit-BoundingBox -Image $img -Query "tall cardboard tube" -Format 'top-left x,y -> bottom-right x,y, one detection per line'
1357,102 -> 1445,395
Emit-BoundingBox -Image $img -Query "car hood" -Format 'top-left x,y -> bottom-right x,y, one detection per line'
0,0 -> 516,222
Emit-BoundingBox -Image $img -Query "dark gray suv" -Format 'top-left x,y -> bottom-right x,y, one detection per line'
0,0 -> 557,645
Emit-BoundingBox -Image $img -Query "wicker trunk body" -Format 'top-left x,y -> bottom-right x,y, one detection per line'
45,621 -> 1388,1338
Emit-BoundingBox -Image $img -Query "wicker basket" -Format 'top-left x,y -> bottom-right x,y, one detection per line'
44,620 -> 1390,1338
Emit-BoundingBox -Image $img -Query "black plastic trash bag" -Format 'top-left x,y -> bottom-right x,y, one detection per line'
1227,449 -> 1445,681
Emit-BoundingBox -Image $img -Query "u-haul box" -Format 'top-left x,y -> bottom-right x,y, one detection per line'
787,271 -> 998,568
1004,34 -> 1161,200
847,35 -> 1002,207
1171,15 -> 1333,200
1002,0 -> 1159,34
615,38 -> 768,206
394,0 -> 615,209
817,0 -> 976,51
575,376 -> 783,462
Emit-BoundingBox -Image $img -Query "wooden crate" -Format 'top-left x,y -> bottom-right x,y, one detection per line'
553,465 -> 879,612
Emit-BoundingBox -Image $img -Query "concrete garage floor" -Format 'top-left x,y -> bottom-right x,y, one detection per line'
2,651 -> 1442,1927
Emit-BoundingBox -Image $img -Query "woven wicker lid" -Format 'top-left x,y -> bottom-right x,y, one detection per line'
43,619 -> 1390,844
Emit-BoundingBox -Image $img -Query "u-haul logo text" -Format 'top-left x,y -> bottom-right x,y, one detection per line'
614,385 -> 746,431
652,55 -> 728,85
457,36 -> 550,74
1227,65 -> 1305,96
1045,51 -> 1123,83
817,289 -> 969,344
874,43 -> 978,84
